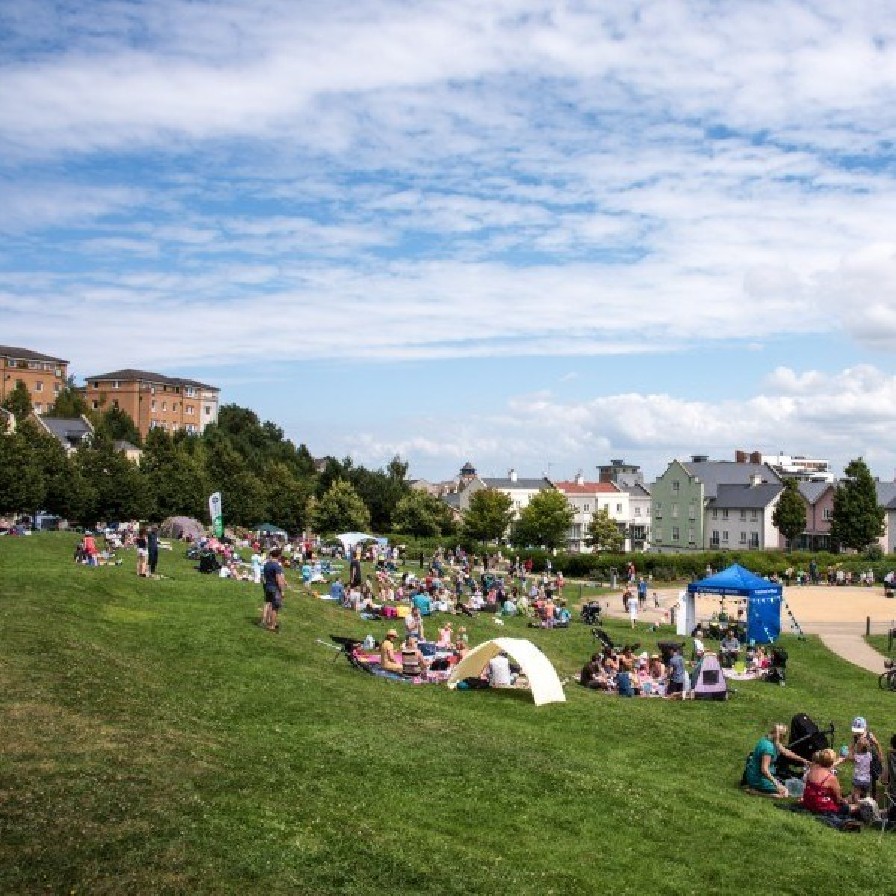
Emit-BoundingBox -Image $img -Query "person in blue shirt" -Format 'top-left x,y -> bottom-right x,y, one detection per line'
412,590 -> 432,616
329,577 -> 346,605
666,644 -> 687,700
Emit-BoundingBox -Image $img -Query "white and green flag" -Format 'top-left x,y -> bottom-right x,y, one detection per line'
209,491 -> 224,537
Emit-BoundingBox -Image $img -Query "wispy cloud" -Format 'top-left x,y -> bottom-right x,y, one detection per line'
2,1 -> 896,477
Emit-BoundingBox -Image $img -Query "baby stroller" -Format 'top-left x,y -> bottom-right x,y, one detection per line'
776,712 -> 834,780
764,646 -> 788,685
580,601 -> 603,625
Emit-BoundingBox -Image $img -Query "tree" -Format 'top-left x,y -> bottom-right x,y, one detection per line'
0,429 -> 45,513
141,428 -> 208,521
1,380 -> 32,420
48,386 -> 89,418
461,489 -> 514,543
264,461 -> 312,534
393,489 -> 457,538
75,436 -> 149,522
586,507 -> 625,552
772,479 -> 807,550
511,489 -> 574,550
830,458 -> 885,552
17,418 -> 90,521
310,478 -> 371,534
91,406 -> 142,446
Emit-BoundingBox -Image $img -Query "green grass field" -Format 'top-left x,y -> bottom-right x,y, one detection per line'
2,535 -> 894,895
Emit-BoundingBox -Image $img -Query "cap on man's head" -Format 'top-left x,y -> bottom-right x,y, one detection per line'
851,716 -> 868,734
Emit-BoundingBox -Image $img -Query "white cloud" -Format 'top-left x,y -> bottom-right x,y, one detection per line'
346,365 -> 896,481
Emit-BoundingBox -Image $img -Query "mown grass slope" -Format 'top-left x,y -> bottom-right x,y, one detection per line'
1,535 -> 893,895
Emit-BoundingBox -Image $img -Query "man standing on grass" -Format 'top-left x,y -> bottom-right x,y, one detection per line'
147,526 -> 159,577
261,548 -> 287,632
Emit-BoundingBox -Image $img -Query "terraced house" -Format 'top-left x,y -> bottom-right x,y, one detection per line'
650,455 -> 782,552
83,368 -> 220,439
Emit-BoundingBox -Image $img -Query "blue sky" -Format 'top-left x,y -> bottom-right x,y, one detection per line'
3,0 -> 896,482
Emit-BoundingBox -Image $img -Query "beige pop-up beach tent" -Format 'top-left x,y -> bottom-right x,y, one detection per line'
446,637 -> 566,706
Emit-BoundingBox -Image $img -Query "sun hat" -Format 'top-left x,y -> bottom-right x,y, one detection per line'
386,628 -> 398,639
851,716 -> 868,734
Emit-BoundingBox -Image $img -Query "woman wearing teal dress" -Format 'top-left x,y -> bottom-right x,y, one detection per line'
743,723 -> 809,797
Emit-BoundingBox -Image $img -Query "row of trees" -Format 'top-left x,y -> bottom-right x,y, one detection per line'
1,381 -> 888,550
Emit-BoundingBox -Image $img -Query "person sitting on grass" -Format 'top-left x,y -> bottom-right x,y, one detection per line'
801,748 -> 853,816
720,629 -> 741,668
742,723 -> 809,797
380,628 -> 402,673
401,635 -> 428,677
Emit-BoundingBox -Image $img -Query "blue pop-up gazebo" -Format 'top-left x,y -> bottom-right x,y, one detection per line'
684,563 -> 782,644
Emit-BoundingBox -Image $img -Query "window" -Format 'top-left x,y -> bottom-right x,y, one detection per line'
740,531 -> 747,544
34,381 -> 43,392
672,526 -> 680,541
634,506 -> 641,516
113,380 -> 119,389
688,503 -> 696,520
654,501 -> 662,519
53,383 -> 61,393
582,503 -> 589,512
750,532 -> 760,548
672,480 -> 680,493
823,508 -> 833,521
671,502 -> 679,518
92,400 -> 99,410
616,503 -> 622,513
722,530 -> 729,543
112,399 -> 119,409
185,386 -> 195,397
204,405 -> 211,415
722,509 -> 729,520
34,401 -> 42,412
162,401 -> 167,411
688,527 -> 695,544
711,530 -> 720,545
751,510 -> 758,522
740,510 -> 747,521
151,400 -> 156,411
712,509 -> 718,520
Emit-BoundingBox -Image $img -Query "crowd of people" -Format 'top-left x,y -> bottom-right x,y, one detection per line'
743,717 -> 896,831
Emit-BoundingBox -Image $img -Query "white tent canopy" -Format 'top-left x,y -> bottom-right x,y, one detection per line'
447,637 -> 566,706
336,532 -> 386,554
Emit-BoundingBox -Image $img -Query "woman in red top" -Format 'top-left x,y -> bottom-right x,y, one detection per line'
801,749 -> 851,816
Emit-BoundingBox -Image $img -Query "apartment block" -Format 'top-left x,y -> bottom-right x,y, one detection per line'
0,345 -> 69,415
83,368 -> 220,439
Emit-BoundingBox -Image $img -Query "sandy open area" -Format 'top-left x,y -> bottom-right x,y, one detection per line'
607,584 -> 896,635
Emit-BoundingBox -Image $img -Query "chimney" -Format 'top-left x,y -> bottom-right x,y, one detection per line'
575,471 -> 584,486
508,468 -> 517,483
735,449 -> 747,463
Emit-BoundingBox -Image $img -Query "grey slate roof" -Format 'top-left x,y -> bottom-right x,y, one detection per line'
39,416 -> 92,449
798,480 -> 833,504
482,477 -> 553,490
619,482 -> 651,497
875,481 -> 896,509
680,461 -> 781,499
708,482 -> 784,510
441,493 -> 461,509
84,368 -> 218,391
0,345 -> 68,364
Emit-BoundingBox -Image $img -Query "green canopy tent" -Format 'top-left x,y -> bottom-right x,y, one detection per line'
254,523 -> 288,537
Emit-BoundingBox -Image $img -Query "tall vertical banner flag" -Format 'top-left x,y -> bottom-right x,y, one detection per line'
209,491 -> 224,538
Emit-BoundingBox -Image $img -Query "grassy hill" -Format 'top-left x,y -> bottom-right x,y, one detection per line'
1,534 -> 893,895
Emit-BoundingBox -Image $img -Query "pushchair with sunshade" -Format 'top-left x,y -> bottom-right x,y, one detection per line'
580,601 -> 603,625
776,712 -> 835,780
